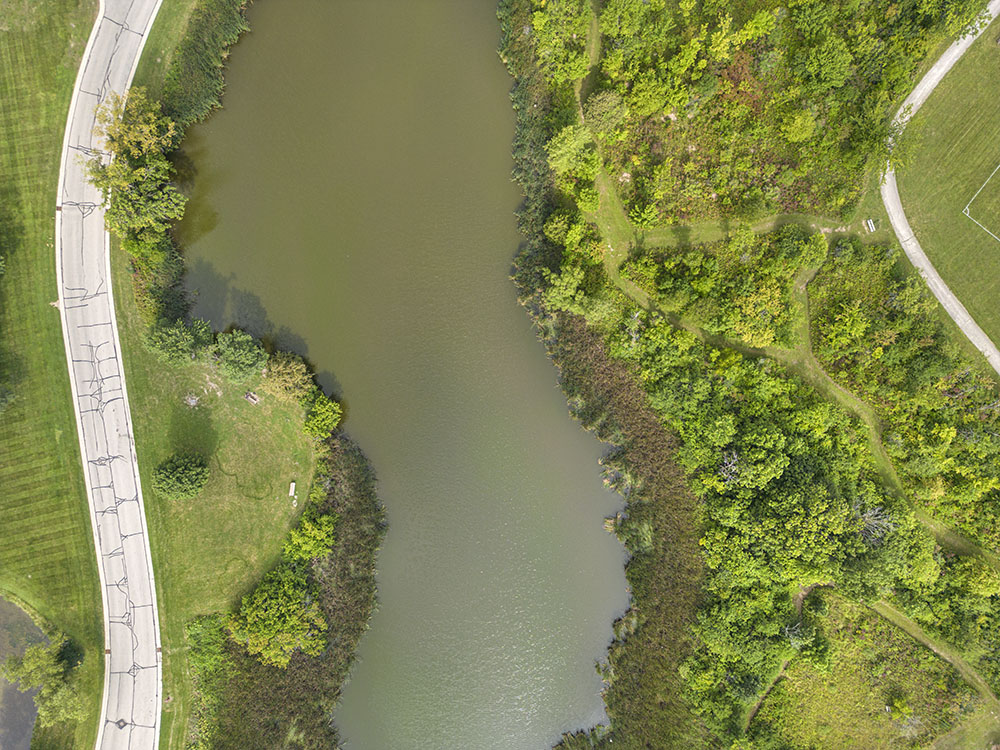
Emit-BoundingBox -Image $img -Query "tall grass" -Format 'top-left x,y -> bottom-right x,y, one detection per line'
161,0 -> 251,128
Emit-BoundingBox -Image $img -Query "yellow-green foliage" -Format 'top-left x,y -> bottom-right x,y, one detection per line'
750,595 -> 979,749
227,566 -> 327,669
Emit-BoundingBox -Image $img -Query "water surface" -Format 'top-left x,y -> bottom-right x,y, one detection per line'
0,598 -> 43,750
178,1 -> 628,747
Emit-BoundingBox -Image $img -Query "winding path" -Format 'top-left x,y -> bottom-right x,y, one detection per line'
54,0 -> 164,748
881,0 -> 1000,376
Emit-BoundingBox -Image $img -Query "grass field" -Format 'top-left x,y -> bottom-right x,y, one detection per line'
110,242 -> 316,748
750,595 -> 982,749
964,161 -> 1000,241
0,2 -> 105,748
897,24 -> 1000,351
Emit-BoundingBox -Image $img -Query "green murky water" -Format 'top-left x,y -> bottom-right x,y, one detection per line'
178,1 -> 627,747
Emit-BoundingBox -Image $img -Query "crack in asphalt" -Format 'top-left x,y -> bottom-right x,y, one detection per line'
54,1 -> 166,748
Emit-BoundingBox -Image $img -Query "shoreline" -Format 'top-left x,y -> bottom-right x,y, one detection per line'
113,1 -> 387,745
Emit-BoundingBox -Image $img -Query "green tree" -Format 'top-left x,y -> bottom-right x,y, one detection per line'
804,35 -> 853,89
782,109 -> 817,144
1,638 -> 86,727
260,351 -> 314,401
152,452 -> 209,500
303,388 -> 342,439
145,318 -> 212,363
541,261 -> 587,316
584,90 -> 627,138
283,515 -> 337,563
531,0 -> 592,83
546,125 -> 600,181
87,88 -> 186,252
228,565 -> 327,668
214,329 -> 267,382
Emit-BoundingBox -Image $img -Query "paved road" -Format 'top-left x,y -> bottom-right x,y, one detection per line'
54,0 -> 165,748
881,0 -> 1000,376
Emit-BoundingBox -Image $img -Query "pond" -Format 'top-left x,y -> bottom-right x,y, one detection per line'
0,598 -> 43,750
177,1 -> 628,747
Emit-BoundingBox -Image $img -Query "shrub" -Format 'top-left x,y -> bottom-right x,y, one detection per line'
283,515 -> 337,563
214,329 -> 266,382
228,565 -> 327,668
303,389 -> 342,439
152,452 -> 209,500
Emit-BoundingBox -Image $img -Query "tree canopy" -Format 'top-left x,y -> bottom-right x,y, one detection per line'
1,638 -> 87,728
88,88 -> 186,255
228,566 -> 327,668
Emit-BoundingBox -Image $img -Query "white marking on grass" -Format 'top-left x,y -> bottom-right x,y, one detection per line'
963,160 -> 1000,242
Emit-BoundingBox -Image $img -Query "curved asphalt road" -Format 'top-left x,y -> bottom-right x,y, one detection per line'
54,0 -> 165,748
882,0 -> 1000,376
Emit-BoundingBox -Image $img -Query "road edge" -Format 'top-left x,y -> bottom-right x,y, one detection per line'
53,1 -> 167,748
881,0 -> 1000,377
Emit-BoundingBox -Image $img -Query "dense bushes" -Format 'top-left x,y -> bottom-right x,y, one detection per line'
581,0 -> 987,222
621,225 -> 826,347
502,0 -> 1000,743
811,239 -> 1000,551
152,452 -> 209,499
530,0 -> 593,84
605,313 -> 929,736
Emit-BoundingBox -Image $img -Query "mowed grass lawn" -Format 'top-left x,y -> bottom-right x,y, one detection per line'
897,26 -> 1000,349
966,163 -> 1000,234
0,2 -> 104,749
110,4 -> 317,748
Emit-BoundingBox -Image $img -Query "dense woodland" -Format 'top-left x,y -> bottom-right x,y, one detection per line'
502,0 -> 998,746
811,241 -> 1000,550
532,0 -> 986,224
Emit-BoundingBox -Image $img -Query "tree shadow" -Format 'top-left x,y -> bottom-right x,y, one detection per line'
186,256 -> 234,327
168,400 -> 219,458
184,257 -> 343,399
169,149 -> 219,246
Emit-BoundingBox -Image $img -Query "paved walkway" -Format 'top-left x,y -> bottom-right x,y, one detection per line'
882,0 -> 1000,377
54,1 -> 164,748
